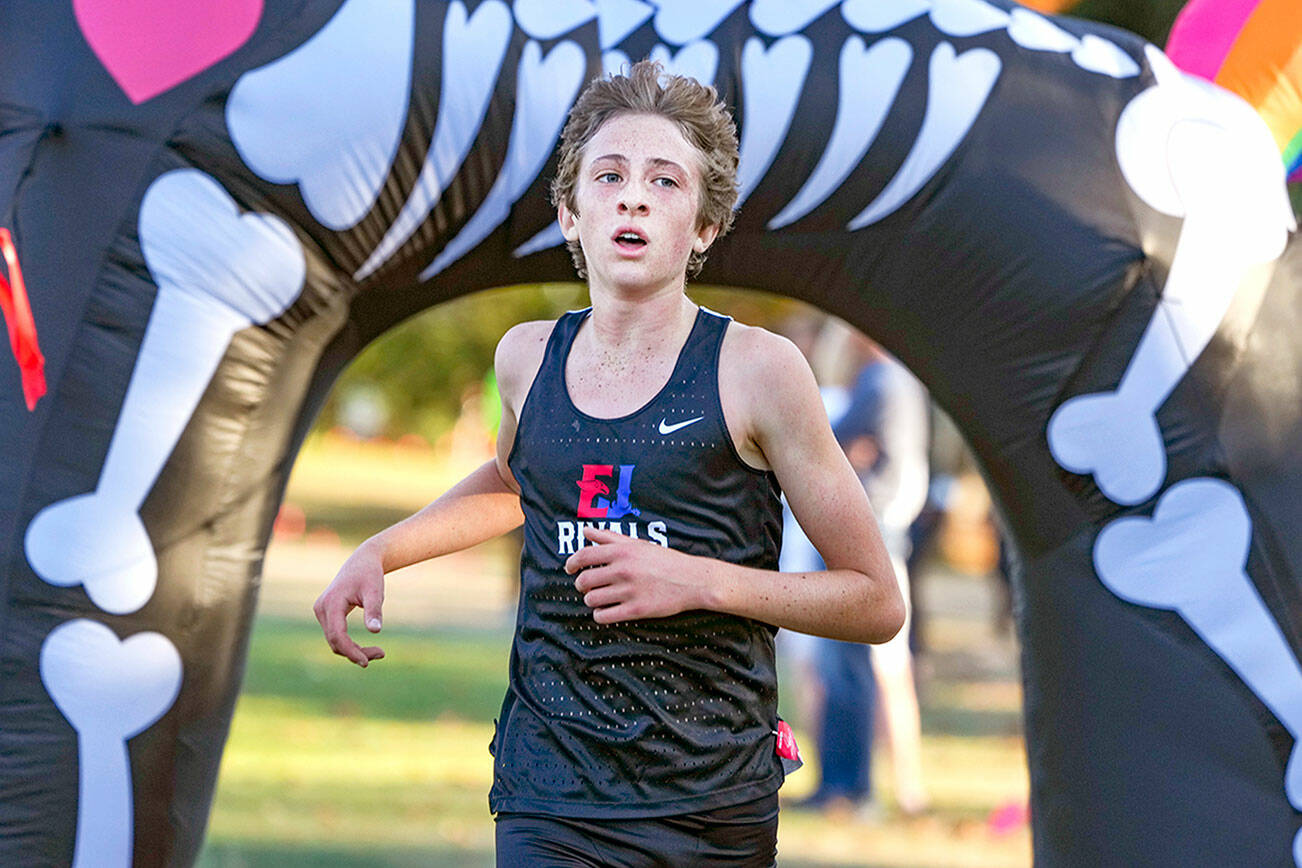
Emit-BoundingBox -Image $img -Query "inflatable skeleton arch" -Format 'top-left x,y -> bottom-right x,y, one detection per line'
2,0 -> 1299,864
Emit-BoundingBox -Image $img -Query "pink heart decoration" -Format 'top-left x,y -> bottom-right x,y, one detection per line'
74,0 -> 263,104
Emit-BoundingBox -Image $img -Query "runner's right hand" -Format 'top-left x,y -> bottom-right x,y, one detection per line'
314,543 -> 387,667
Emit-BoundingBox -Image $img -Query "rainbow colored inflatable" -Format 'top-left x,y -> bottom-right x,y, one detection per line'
1167,0 -> 1302,181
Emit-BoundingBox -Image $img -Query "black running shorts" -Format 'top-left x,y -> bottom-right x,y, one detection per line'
494,793 -> 779,867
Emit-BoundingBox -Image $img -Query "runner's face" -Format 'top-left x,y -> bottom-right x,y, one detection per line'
559,113 -> 719,294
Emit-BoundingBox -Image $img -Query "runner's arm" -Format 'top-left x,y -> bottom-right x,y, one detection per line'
723,329 -> 903,641
314,321 -> 550,664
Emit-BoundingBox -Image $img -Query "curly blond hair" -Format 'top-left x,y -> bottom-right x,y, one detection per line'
551,60 -> 739,280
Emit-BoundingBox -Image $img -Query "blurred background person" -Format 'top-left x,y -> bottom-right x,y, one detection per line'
775,315 -> 855,771
794,335 -> 932,819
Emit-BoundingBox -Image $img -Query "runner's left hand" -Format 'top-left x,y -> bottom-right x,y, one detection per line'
564,527 -> 705,623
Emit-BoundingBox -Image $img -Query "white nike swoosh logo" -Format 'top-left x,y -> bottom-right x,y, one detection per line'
659,416 -> 705,435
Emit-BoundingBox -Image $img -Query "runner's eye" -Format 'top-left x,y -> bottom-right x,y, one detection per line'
597,171 -> 621,183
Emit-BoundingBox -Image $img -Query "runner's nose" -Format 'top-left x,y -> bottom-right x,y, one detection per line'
618,184 -> 649,214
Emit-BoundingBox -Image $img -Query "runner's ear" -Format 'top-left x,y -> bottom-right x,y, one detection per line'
559,202 -> 580,242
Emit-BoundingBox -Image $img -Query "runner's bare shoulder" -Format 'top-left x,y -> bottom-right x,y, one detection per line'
495,320 -> 554,415
718,322 -> 813,470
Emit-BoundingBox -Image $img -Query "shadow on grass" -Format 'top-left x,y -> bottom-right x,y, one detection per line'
286,498 -> 417,546
244,618 -> 1021,734
288,499 -> 526,553
197,841 -> 925,868
777,673 -> 1022,742
241,616 -> 512,724
919,704 -> 1022,739
198,841 -> 494,868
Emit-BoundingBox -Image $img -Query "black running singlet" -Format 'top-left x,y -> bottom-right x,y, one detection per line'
491,307 -> 786,818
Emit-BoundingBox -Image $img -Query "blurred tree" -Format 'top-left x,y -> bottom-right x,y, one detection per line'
318,283 -> 588,443
1066,0 -> 1187,45
317,282 -> 803,443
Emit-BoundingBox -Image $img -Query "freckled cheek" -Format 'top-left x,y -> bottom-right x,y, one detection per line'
672,214 -> 703,258
665,237 -> 695,262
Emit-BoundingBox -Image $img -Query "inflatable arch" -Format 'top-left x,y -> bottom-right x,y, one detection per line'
1,0 -> 1299,864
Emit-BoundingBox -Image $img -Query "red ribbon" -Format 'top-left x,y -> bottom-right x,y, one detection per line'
0,228 -> 46,410
774,719 -> 801,762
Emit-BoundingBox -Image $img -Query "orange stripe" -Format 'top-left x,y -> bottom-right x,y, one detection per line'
1215,0 -> 1302,109
1017,0 -> 1077,13
1255,47 -> 1302,153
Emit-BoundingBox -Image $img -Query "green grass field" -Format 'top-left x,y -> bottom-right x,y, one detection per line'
197,435 -> 1031,867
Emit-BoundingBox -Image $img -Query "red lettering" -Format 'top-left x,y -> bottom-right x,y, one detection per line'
576,464 -> 613,518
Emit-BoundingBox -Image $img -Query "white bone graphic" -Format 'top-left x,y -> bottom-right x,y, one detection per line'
735,35 -> 813,209
1072,33 -> 1140,79
513,0 -> 596,40
24,169 -> 305,613
1095,479 -> 1302,864
227,0 -> 414,230
842,0 -> 1140,79
649,40 -> 720,88
513,222 -> 568,260
849,43 -> 1000,229
40,619 -> 182,868
595,0 -> 654,48
355,0 -> 511,281
1048,55 -> 1292,505
843,0 -> 1009,36
545,0 -> 710,52
651,0 -> 745,46
928,0 -> 1009,37
841,0 -> 930,33
1005,8 -> 1078,54
749,0 -> 841,36
419,40 -> 585,281
768,36 -> 910,230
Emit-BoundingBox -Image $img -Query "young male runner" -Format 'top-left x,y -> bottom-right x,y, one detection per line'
315,60 -> 905,867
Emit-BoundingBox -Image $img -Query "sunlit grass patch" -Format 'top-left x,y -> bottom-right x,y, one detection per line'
237,618 -> 511,723
203,619 -> 508,865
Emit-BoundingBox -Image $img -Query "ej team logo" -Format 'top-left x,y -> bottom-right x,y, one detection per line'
557,462 -> 667,554
576,464 -> 640,519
